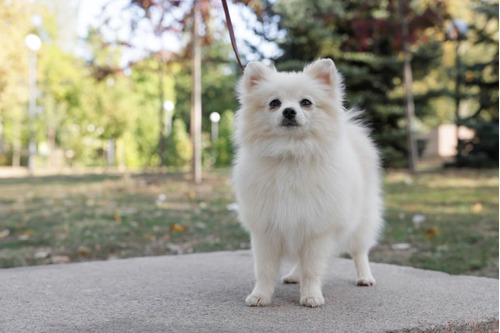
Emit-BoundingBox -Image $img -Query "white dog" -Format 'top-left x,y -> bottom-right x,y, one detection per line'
231,59 -> 384,307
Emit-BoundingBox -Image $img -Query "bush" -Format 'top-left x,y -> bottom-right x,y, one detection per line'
450,120 -> 499,168
214,110 -> 234,167
165,119 -> 192,168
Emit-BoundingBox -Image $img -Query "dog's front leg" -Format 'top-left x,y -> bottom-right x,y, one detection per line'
299,235 -> 332,307
246,232 -> 281,306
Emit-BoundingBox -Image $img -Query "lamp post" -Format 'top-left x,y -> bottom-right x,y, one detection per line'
210,112 -> 220,142
163,100 -> 175,135
446,19 -> 468,152
25,33 -> 41,174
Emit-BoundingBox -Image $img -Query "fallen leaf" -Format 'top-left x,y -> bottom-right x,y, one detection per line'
471,203 -> 483,213
167,243 -> 182,254
145,234 -> 156,242
114,213 -> 122,222
424,227 -> 440,240
18,230 -> 35,240
0,229 -> 10,239
170,224 -> 186,233
78,246 -> 91,257
35,249 -> 51,259
195,221 -> 206,229
392,243 -> 411,250
412,214 -> 426,224
51,255 -> 70,264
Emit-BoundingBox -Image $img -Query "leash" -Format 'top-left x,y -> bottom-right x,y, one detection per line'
221,0 -> 244,72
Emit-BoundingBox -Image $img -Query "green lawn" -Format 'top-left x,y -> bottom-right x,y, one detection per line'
0,169 -> 498,278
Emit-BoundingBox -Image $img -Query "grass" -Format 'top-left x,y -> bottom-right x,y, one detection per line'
374,169 -> 499,278
0,168 -> 497,278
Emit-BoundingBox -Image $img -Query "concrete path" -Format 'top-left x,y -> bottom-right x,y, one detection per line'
0,250 -> 498,332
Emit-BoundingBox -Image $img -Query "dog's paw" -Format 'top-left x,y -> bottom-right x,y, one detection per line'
299,294 -> 325,308
245,293 -> 271,307
281,274 -> 299,284
356,276 -> 376,287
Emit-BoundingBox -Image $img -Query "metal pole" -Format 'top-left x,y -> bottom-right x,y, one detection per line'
211,121 -> 218,142
191,0 -> 202,184
28,50 -> 37,175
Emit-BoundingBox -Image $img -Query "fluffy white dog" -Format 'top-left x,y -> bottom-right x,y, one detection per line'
232,58 -> 383,307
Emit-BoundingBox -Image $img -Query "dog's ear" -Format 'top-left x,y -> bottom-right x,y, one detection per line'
305,59 -> 344,100
242,62 -> 272,91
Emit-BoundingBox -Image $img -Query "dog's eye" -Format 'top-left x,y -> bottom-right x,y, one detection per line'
269,99 -> 281,108
300,99 -> 312,107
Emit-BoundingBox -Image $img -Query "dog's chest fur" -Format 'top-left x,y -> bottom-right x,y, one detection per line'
235,152 -> 358,242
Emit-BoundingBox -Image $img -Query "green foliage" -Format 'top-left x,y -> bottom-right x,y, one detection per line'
450,0 -> 499,168
165,119 -> 192,168
268,0 -> 446,168
454,120 -> 499,168
213,110 -> 235,166
174,40 -> 239,134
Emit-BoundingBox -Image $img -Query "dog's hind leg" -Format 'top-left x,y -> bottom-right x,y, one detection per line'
349,228 -> 377,286
281,264 -> 300,284
351,250 -> 375,286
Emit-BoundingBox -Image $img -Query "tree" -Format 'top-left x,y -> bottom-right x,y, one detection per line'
243,0 -> 447,168
451,0 -> 499,167
0,0 -> 36,166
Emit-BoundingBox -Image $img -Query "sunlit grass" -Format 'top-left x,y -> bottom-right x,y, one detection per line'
0,169 -> 497,278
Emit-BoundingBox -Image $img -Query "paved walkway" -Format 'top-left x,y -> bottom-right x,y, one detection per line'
0,250 -> 498,332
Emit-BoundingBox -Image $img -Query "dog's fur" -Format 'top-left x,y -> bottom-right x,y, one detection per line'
231,59 -> 383,307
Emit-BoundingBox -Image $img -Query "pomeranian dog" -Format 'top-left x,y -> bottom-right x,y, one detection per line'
231,58 -> 383,307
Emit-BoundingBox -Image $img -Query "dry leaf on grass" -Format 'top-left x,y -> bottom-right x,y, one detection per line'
424,227 -> 440,240
170,224 -> 186,233
471,203 -> 483,213
0,229 -> 10,239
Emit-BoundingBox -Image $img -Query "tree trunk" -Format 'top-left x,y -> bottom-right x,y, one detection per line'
400,0 -> 418,174
158,61 -> 166,167
191,0 -> 202,184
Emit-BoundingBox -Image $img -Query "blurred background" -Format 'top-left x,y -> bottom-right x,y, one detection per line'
0,0 -> 498,277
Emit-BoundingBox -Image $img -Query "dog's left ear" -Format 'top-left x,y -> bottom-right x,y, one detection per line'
305,59 -> 344,100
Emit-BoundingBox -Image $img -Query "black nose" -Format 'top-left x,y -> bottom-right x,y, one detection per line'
282,108 -> 296,120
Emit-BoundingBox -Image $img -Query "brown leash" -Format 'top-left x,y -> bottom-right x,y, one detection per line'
221,0 -> 245,72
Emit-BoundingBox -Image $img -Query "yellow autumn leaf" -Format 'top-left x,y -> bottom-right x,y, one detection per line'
471,203 -> 483,213
170,224 -> 186,233
424,227 -> 440,240
114,213 -> 122,222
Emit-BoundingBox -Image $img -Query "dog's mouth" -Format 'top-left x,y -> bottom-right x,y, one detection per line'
281,119 -> 300,128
